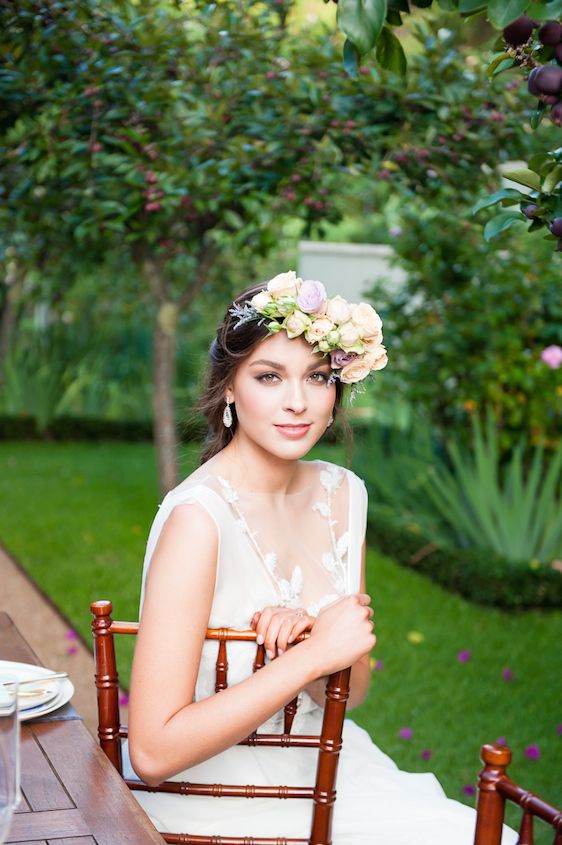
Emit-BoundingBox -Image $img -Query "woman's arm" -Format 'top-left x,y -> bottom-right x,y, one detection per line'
128,505 -> 374,787
304,539 -> 372,710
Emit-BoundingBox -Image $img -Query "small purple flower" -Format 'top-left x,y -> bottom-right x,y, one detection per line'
457,649 -> 471,663
524,744 -> 541,760
119,693 -> 130,707
398,727 -> 413,740
374,659 -> 384,672
66,645 -> 78,656
296,279 -> 327,315
462,784 -> 476,797
389,226 -> 403,238
557,724 -> 562,735
65,629 -> 78,640
330,349 -> 357,369
502,667 -> 513,681
495,737 -> 509,747
540,345 -> 562,369
421,749 -> 432,761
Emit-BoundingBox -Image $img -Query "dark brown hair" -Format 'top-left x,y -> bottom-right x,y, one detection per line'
194,282 -> 352,466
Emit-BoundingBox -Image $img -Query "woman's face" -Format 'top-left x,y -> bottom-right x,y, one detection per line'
228,331 -> 336,460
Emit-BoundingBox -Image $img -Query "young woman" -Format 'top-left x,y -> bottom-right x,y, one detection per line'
127,272 -> 516,844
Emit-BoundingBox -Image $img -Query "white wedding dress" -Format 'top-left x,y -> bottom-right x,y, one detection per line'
124,459 -> 516,844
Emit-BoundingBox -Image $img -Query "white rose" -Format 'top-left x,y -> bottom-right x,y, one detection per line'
338,321 -> 361,349
364,344 -> 388,372
304,316 -> 335,343
251,291 -> 273,312
326,295 -> 351,324
352,302 -> 383,339
339,355 -> 373,384
266,271 -> 301,300
284,309 -> 311,338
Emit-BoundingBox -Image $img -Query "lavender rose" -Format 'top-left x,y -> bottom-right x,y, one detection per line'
297,279 -> 328,315
330,349 -> 357,369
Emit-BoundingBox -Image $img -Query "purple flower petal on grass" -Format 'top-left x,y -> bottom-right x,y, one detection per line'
524,744 -> 540,760
399,727 -> 413,740
457,649 -> 471,663
462,784 -> 476,797
66,645 -> 78,655
557,724 -> 562,735
495,737 -> 509,747
421,749 -> 432,761
65,629 -> 78,640
374,659 -> 384,671
502,667 -> 513,681
119,693 -> 129,707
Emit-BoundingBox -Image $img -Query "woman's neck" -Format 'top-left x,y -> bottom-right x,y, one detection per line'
215,437 -> 305,497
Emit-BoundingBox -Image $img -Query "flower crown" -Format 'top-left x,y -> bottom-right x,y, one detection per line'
229,271 -> 388,389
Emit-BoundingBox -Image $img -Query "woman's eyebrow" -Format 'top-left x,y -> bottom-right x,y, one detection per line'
249,359 -> 330,372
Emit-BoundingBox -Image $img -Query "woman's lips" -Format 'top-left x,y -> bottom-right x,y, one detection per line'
274,424 -> 312,439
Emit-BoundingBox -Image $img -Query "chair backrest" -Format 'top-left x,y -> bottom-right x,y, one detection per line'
91,599 -> 351,845
474,743 -> 562,845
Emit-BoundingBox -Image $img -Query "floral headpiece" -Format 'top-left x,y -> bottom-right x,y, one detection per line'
229,271 -> 387,390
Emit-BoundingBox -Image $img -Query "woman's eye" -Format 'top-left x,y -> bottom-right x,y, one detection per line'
256,373 -> 280,383
309,372 -> 330,383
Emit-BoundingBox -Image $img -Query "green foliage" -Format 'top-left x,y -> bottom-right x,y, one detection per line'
423,413 -> 562,562
365,27 -> 562,452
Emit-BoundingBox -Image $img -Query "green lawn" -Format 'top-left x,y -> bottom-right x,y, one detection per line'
1,441 -> 560,841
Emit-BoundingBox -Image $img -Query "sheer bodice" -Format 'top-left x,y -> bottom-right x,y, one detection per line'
138,459 -> 368,732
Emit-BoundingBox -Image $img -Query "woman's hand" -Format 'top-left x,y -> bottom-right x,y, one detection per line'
306,593 -> 375,677
251,606 -> 315,659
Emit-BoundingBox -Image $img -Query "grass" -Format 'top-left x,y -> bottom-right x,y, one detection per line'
0,440 -> 560,841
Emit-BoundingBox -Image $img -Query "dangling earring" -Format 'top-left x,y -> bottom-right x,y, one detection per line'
327,415 -> 334,427
223,399 -> 233,428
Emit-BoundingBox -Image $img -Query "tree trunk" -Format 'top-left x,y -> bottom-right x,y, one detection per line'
0,264 -> 25,388
143,245 -> 215,497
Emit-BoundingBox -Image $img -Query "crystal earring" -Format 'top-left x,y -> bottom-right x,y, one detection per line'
327,415 -> 334,427
223,400 -> 233,428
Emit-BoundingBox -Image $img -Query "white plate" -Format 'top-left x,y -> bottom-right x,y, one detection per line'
0,660 -> 75,721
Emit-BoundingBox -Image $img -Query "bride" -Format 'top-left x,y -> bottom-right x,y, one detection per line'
127,272 -> 516,844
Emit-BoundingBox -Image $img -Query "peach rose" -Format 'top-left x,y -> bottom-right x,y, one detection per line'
305,316 -> 335,343
364,344 -> 388,371
339,355 -> 373,384
352,303 -> 383,339
251,290 -> 273,312
338,321 -> 361,349
326,295 -> 351,323
266,271 -> 301,300
284,309 -> 311,338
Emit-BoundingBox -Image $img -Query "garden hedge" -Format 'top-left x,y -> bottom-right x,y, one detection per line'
367,509 -> 562,611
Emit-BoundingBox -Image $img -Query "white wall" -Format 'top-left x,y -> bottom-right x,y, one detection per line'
298,240 -> 406,302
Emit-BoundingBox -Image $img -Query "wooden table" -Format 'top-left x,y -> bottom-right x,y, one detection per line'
0,611 -> 165,845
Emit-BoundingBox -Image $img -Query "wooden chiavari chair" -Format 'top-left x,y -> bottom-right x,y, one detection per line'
474,743 -> 562,845
90,599 -> 351,845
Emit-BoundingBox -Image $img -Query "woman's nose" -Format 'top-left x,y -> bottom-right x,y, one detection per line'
283,380 -> 307,413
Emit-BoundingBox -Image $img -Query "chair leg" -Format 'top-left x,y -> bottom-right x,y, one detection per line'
474,744 -> 511,845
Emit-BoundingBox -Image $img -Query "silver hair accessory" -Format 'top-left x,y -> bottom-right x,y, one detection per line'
223,400 -> 233,428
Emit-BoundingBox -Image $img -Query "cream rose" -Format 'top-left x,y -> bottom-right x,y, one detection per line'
338,321 -> 361,349
352,303 -> 383,339
339,355 -> 373,384
251,291 -> 273,312
305,316 -> 335,343
266,270 -> 301,300
326,295 -> 351,324
284,309 -> 311,338
364,344 -> 388,372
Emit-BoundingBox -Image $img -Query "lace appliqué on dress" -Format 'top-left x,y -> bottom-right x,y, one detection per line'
311,465 -> 349,598
217,476 -> 303,608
